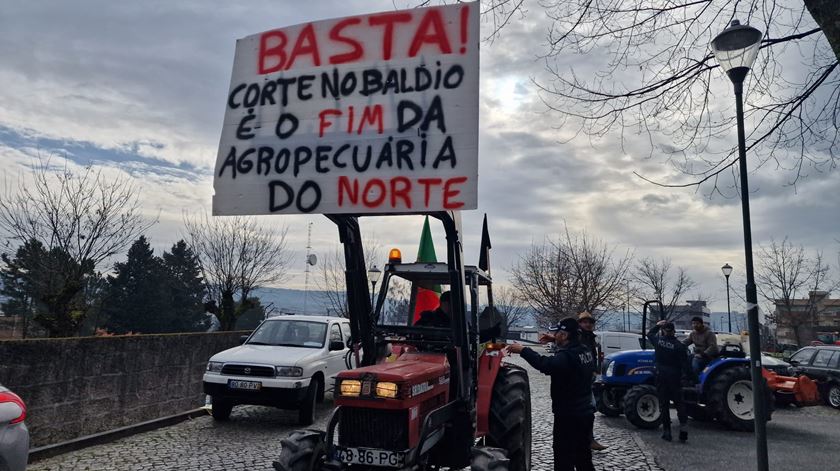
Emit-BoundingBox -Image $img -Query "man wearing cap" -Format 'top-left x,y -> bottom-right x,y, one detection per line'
683,316 -> 718,375
648,319 -> 692,442
508,318 -> 596,471
577,311 -> 607,451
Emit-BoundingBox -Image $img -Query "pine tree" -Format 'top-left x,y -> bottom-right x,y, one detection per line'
103,236 -> 171,334
162,240 -> 206,332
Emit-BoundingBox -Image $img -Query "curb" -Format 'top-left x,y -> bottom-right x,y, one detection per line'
28,407 -> 210,463
630,431 -> 666,471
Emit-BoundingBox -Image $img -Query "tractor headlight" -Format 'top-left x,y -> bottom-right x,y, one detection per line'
206,361 -> 223,373
275,366 -> 303,377
340,380 -> 362,396
605,361 -> 615,377
375,382 -> 399,399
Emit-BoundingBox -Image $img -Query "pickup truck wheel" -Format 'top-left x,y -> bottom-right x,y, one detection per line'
826,383 -> 840,409
273,430 -> 326,471
471,446 -> 509,471
623,385 -> 660,429
211,396 -> 232,421
298,377 -> 320,426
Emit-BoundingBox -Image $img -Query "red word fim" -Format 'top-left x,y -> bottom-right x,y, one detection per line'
257,6 -> 471,74
337,176 -> 468,211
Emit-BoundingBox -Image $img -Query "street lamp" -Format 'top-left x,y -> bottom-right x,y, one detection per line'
367,265 -> 382,308
721,263 -> 733,332
711,19 -> 768,471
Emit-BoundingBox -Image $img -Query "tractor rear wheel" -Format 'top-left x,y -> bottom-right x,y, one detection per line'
273,430 -> 326,471
623,385 -> 661,429
596,387 -> 623,417
471,447 -> 509,471
708,366 -> 773,431
486,365 -> 531,471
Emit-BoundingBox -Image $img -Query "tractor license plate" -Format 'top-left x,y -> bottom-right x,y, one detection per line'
336,447 -> 405,467
228,379 -> 261,391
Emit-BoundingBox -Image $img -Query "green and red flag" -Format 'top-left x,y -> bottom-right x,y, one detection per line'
413,216 -> 441,322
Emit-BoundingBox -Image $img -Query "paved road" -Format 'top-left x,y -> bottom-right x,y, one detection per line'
620,403 -> 840,470
28,356 -> 661,470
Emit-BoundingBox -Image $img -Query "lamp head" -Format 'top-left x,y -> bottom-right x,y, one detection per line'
721,263 -> 733,278
711,20 -> 763,84
368,265 -> 382,284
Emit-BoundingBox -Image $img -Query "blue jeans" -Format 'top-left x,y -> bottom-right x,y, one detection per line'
691,356 -> 708,376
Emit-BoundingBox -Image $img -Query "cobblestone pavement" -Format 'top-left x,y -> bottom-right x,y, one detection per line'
29,356 -> 662,471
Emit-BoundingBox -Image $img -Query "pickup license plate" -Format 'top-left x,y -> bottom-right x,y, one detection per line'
336,447 -> 405,467
228,379 -> 261,391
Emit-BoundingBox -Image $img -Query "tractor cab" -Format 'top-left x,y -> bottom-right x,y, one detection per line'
274,213 -> 531,471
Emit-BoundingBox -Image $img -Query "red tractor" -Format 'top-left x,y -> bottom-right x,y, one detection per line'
273,213 -> 532,471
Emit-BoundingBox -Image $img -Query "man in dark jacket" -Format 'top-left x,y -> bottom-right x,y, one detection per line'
508,318 -> 596,471
415,291 -> 451,328
577,311 -> 607,451
648,320 -> 692,442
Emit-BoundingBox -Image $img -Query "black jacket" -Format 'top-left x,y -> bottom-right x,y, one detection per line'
521,341 -> 596,416
647,325 -> 692,378
579,330 -> 600,369
415,308 -> 451,328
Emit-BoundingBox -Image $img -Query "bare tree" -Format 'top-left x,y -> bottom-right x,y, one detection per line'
757,238 -> 838,346
493,285 -> 530,330
0,160 -> 152,336
633,257 -> 696,328
511,227 -> 633,327
478,0 -> 840,189
184,214 -> 292,330
316,235 -> 383,318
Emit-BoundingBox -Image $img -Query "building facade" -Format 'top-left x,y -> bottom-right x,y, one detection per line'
669,300 -> 711,330
774,291 -> 840,347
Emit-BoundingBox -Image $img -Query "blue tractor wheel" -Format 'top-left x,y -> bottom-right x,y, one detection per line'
623,385 -> 660,429
595,387 -> 624,417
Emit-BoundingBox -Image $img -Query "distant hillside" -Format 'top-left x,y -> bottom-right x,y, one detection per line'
253,287 -> 335,316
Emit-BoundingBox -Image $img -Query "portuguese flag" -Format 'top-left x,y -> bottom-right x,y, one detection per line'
413,216 -> 441,322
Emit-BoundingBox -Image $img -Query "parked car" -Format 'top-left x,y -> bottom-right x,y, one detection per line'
596,331 -> 642,356
787,345 -> 840,409
0,385 -> 29,471
203,315 -> 352,424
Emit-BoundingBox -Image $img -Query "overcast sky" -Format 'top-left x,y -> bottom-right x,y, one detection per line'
1,0 -> 837,316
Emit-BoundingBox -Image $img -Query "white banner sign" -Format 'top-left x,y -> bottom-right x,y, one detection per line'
213,3 -> 480,215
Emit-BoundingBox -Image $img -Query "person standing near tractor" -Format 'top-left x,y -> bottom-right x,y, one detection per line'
577,311 -> 608,452
683,316 -> 719,375
507,318 -> 596,471
648,320 -> 692,442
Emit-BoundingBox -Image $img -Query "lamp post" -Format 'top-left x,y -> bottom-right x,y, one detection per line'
711,20 -> 768,471
368,265 -> 382,308
722,263 -> 733,332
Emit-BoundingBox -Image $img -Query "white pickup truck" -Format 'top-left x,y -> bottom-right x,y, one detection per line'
203,315 -> 352,425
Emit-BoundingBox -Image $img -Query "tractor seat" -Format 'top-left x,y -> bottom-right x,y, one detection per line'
718,343 -> 746,359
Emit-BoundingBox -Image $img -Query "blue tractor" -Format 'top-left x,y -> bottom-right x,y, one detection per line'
593,301 -> 773,431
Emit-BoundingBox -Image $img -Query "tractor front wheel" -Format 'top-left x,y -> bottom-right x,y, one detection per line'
596,387 -> 623,417
471,447 -> 509,471
623,385 -> 661,429
273,430 -> 326,471
486,365 -> 531,471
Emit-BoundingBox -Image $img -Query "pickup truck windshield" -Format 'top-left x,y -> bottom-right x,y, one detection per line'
248,320 -> 327,348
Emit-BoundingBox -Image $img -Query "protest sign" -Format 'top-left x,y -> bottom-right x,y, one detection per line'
213,3 -> 479,215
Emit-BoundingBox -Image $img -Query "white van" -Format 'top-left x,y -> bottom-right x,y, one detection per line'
596,331 -> 643,356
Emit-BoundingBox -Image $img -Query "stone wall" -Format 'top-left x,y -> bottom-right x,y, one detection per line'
0,331 -> 245,447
